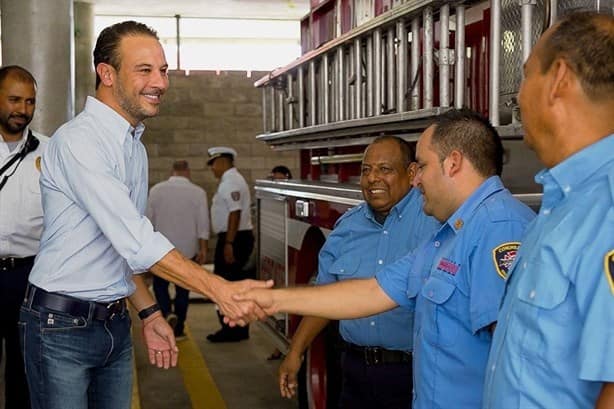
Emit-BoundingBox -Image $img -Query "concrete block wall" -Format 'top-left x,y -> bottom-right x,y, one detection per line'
143,70 -> 299,261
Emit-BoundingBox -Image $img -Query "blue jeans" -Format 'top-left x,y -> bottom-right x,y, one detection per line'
19,293 -> 133,409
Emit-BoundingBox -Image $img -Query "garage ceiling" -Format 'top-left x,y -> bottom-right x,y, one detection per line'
84,0 -> 310,20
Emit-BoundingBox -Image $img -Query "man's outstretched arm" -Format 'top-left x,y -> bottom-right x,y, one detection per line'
151,249 -> 273,324
233,277 -> 397,321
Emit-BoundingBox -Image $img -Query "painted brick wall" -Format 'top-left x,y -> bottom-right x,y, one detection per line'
143,70 -> 299,261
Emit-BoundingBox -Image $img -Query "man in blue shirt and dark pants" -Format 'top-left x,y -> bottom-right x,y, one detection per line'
278,136 -> 439,408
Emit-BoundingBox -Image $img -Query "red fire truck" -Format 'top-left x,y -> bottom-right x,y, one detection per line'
253,1 -> 604,408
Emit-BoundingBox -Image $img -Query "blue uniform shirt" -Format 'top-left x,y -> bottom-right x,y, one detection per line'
483,134 -> 614,409
29,97 -> 174,302
378,176 -> 535,409
316,188 -> 439,351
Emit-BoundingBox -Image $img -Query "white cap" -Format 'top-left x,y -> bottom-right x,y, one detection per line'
207,146 -> 237,165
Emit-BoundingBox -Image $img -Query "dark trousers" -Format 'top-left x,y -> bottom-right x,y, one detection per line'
0,257 -> 33,409
153,276 -> 189,335
213,230 -> 254,336
339,350 -> 413,409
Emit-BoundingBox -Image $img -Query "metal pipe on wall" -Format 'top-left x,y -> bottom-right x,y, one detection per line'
454,5 -> 466,109
354,37 -> 363,119
386,26 -> 396,112
396,19 -> 408,113
489,0 -> 501,126
439,4 -> 450,107
373,28 -> 383,115
410,17 -> 421,110
423,7 -> 434,109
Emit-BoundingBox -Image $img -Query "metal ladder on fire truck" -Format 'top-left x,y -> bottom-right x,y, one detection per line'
255,0 -> 563,152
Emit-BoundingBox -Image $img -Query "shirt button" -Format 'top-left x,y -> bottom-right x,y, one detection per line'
543,208 -> 551,215
563,185 -> 571,193
529,290 -> 536,299
434,241 -> 440,248
340,269 -> 344,273
523,262 -> 527,269
428,291 -> 434,297
378,259 -> 383,265
491,364 -> 496,371
383,230 -> 388,235
370,321 -> 376,326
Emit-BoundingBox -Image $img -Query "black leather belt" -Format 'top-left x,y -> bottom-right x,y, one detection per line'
25,284 -> 126,321
345,342 -> 412,365
0,256 -> 35,271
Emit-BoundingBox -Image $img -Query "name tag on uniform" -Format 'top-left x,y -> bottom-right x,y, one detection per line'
436,258 -> 460,276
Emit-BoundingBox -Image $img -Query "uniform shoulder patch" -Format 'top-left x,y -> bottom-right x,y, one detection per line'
492,242 -> 520,279
231,191 -> 240,201
605,249 -> 614,295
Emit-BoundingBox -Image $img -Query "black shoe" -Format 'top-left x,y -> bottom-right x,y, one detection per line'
206,329 -> 249,343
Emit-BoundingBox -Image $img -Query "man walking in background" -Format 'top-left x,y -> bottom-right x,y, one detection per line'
147,160 -> 210,340
0,65 -> 47,409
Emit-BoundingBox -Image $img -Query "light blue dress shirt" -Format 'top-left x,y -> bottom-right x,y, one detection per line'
483,134 -> 614,409
29,97 -> 173,302
377,176 -> 535,409
316,188 -> 439,351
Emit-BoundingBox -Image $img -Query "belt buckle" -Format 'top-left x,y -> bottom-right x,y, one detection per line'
364,347 -> 381,365
106,300 -> 122,320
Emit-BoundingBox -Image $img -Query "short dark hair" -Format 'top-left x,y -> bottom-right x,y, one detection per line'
271,165 -> 292,178
173,160 -> 189,171
370,135 -> 416,169
0,65 -> 37,88
93,20 -> 159,89
430,109 -> 503,177
540,12 -> 614,100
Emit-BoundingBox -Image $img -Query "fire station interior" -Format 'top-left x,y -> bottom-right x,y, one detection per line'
2,0 -> 609,408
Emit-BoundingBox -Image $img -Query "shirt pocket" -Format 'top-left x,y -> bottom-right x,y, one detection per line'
420,276 -> 458,347
327,252 -> 360,278
21,159 -> 43,217
512,259 -> 574,363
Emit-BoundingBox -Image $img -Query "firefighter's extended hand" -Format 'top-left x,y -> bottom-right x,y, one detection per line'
230,288 -> 277,319
279,350 -> 302,398
212,276 -> 274,326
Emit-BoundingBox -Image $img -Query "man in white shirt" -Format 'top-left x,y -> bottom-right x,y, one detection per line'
147,160 -> 210,339
0,65 -> 47,409
207,146 -> 254,342
20,21 -> 270,409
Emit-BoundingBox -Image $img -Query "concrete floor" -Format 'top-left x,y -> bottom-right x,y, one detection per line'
135,301 -> 298,409
0,302 -> 298,409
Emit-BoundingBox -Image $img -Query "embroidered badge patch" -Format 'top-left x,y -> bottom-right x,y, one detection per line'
35,156 -> 41,171
605,249 -> 614,295
492,242 -> 520,279
436,258 -> 460,276
231,191 -> 240,201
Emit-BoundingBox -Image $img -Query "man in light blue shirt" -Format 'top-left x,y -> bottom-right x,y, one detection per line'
20,21 -> 269,409
235,109 -> 535,409
279,136 -> 439,408
483,12 -> 614,408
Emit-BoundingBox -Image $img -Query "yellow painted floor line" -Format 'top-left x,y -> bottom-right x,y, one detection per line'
178,325 -> 227,409
131,349 -> 142,409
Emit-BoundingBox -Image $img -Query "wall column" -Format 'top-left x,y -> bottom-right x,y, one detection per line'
1,0 -> 74,136
74,1 -> 95,113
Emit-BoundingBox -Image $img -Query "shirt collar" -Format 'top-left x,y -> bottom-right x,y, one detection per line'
445,175 -> 505,233
84,96 -> 145,145
535,134 -> 614,207
220,167 -> 238,182
168,176 -> 190,183
363,187 -> 418,223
